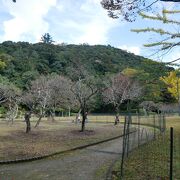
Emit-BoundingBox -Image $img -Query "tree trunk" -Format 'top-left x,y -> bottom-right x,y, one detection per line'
49,110 -> 55,122
52,107 -> 56,122
127,100 -> 132,123
114,114 -> 120,125
81,109 -> 87,132
26,118 -> 31,133
11,104 -> 19,124
51,113 -> 55,122
68,107 -> 71,117
35,115 -> 43,128
114,106 -> 120,125
25,112 -> 31,133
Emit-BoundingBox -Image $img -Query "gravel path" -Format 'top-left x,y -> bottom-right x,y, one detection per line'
0,128 -> 152,180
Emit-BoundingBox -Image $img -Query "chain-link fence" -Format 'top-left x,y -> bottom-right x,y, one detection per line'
116,113 -> 179,180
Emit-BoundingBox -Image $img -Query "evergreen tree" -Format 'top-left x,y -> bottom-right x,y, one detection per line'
40,33 -> 54,44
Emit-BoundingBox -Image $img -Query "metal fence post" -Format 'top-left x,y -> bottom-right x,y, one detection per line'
138,112 -> 140,147
120,116 -> 127,179
153,114 -> 156,139
170,127 -> 173,180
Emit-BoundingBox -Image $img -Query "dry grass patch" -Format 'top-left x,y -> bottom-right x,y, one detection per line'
111,116 -> 180,180
0,120 -> 123,161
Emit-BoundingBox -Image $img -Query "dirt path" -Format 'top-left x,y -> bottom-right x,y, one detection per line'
0,128 -> 152,180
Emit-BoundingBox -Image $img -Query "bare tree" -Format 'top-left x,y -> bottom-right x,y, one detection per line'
0,84 -> 12,104
47,75 -> 74,121
157,103 -> 179,114
21,91 -> 39,133
0,83 -> 21,124
22,76 -> 51,128
67,60 -> 102,131
5,94 -> 20,124
22,75 -> 74,131
24,111 -> 31,133
30,76 -> 52,127
140,101 -> 179,114
103,73 -> 142,121
139,101 -> 158,115
71,76 -> 100,132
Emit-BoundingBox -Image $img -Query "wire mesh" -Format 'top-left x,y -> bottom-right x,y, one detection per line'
119,113 -> 174,180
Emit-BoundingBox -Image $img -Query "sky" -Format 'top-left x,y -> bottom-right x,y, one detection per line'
0,0 -> 179,63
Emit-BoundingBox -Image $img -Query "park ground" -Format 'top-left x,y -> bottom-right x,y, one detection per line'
0,115 -> 179,180
0,115 -> 123,161
0,118 -> 145,180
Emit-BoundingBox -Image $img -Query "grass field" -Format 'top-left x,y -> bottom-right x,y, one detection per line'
0,116 -> 123,161
112,116 -> 180,180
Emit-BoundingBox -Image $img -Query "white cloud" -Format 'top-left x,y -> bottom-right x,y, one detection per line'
0,0 -> 57,42
118,45 -> 141,55
54,0 -> 120,45
0,0 -> 121,45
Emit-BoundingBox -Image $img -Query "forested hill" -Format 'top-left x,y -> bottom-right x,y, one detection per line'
0,41 -> 172,88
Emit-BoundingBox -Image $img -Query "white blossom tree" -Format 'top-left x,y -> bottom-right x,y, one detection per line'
47,75 -> 74,121
103,73 -> 142,121
0,82 -> 21,124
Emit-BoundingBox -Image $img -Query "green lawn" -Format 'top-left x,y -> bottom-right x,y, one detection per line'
112,116 -> 180,180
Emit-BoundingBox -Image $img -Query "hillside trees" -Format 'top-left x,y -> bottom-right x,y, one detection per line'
0,53 -> 12,71
0,53 -> 9,70
0,42 -> 169,89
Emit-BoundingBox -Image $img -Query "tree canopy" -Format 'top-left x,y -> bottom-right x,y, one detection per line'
131,9 -> 180,59
0,42 -> 170,88
40,33 -> 55,44
101,0 -> 180,21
